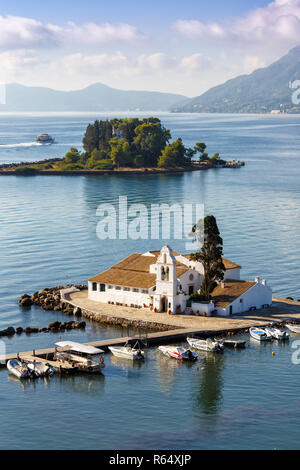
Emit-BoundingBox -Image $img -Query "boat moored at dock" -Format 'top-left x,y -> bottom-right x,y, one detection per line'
217,339 -> 247,349
55,341 -> 105,373
249,327 -> 273,341
187,337 -> 224,353
7,359 -> 31,379
264,327 -> 289,340
109,341 -> 145,361
158,345 -> 198,361
26,361 -> 56,377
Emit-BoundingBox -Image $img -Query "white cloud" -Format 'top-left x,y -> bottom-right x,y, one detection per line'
180,53 -> 213,71
174,0 -> 300,47
175,20 -> 226,39
0,50 -> 39,81
136,53 -> 176,71
63,52 -> 128,74
0,14 -> 142,49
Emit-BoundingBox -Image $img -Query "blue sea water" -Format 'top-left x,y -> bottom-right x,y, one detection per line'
0,112 -> 299,449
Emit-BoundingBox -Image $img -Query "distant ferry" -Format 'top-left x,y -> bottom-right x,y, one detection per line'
36,133 -> 55,144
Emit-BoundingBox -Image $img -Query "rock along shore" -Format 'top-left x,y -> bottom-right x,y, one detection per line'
18,285 -> 176,333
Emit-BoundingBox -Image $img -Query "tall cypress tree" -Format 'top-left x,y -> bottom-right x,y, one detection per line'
190,215 -> 225,300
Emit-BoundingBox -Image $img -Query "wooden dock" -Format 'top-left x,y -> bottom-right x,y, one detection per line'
0,324 -> 266,368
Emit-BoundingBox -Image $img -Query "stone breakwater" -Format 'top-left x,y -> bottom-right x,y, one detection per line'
0,320 -> 86,338
19,284 -> 87,313
80,309 -> 173,332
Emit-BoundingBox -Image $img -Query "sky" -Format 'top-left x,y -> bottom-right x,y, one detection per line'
0,0 -> 300,97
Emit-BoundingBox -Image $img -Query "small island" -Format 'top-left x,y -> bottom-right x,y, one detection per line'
0,117 -> 244,175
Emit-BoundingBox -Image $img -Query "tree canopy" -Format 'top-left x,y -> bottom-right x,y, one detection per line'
189,215 -> 225,301
59,118 -> 221,170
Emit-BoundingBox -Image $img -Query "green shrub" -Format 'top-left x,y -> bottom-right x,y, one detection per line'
91,160 -> 114,170
57,163 -> 85,170
14,167 -> 39,174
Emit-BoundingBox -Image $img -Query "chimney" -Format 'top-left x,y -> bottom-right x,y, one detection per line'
221,281 -> 226,289
262,279 -> 267,286
255,276 -> 260,284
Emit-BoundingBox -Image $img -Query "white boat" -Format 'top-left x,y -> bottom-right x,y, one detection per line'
26,361 -> 56,377
36,133 -> 55,144
286,324 -> 300,334
187,337 -> 224,353
158,345 -> 198,361
264,327 -> 289,341
7,359 -> 31,379
55,341 -> 105,373
217,339 -> 246,349
249,327 -> 273,341
109,341 -> 144,361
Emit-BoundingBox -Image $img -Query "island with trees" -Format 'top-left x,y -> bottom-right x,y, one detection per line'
0,117 -> 244,174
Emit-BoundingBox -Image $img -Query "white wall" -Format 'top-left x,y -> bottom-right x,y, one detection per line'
215,281 -> 272,317
191,302 -> 215,316
179,269 -> 203,295
88,282 -> 150,307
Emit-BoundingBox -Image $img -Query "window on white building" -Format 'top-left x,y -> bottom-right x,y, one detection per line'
123,287 -> 130,291
92,282 -> 97,291
133,288 -> 139,293
142,290 -> 148,294
100,284 -> 106,292
116,286 -> 121,290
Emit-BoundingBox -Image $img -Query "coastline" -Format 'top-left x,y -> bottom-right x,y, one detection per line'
18,286 -> 300,334
0,163 -> 244,176
0,166 -> 207,176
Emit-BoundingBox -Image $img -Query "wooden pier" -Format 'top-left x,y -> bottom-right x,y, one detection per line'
0,325 -> 257,368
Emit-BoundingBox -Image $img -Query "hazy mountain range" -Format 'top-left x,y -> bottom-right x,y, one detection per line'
172,46 -> 300,114
2,46 -> 300,114
0,83 -> 187,112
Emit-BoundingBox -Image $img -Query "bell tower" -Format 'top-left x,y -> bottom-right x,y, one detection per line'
156,245 -> 177,297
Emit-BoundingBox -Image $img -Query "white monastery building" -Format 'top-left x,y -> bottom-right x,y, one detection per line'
88,246 -> 272,317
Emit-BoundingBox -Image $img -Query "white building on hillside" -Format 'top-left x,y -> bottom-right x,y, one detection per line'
88,245 -> 272,316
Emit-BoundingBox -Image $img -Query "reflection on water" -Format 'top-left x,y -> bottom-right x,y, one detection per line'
8,373 -> 52,392
8,371 -> 106,395
109,355 -> 145,379
56,374 -> 105,396
193,354 -> 225,415
155,349 -> 199,394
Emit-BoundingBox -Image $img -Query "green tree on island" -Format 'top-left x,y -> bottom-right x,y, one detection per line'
158,138 -> 187,168
59,118 -> 221,171
189,215 -> 225,301
133,120 -> 171,167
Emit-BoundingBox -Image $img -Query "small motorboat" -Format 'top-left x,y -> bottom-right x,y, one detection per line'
249,327 -> 272,341
36,133 -> 55,144
109,341 -> 144,361
26,361 -> 56,377
286,324 -> 300,334
158,345 -> 198,361
55,341 -> 105,373
217,339 -> 247,349
264,327 -> 289,341
187,337 -> 224,353
7,359 -> 31,379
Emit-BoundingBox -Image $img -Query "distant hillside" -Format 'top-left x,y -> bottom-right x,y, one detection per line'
172,46 -> 300,114
0,83 -> 187,112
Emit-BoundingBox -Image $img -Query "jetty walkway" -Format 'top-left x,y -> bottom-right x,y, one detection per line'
1,294 -> 300,366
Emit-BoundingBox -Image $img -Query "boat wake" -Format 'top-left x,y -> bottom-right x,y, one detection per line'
0,142 -> 46,148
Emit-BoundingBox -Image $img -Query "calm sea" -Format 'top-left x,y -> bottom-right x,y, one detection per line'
0,112 -> 299,449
